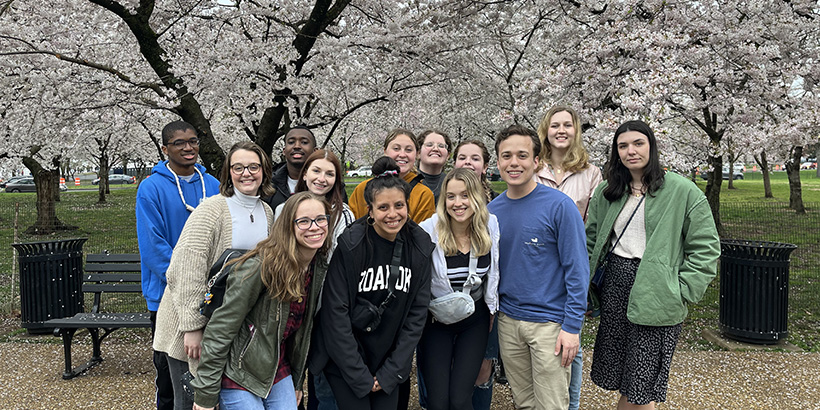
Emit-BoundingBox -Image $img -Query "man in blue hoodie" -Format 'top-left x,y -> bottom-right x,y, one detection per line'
488,125 -> 588,410
136,120 -> 220,410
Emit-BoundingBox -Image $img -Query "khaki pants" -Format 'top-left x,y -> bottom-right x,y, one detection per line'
498,313 -> 570,410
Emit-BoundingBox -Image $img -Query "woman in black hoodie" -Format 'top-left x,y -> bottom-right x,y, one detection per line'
310,156 -> 433,410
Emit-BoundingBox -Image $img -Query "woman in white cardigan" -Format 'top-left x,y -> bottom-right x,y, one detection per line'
417,168 -> 499,410
153,141 -> 275,410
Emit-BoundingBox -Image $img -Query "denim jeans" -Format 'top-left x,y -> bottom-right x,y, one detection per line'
165,355 -> 194,410
568,347 -> 583,410
220,375 -> 297,410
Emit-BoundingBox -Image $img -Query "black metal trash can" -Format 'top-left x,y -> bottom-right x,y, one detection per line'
719,239 -> 797,344
12,238 -> 87,334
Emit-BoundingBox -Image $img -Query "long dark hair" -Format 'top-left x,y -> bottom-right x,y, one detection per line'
602,120 -> 664,201
295,149 -> 345,228
364,156 -> 411,207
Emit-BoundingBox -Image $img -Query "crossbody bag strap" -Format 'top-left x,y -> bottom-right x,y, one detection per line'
604,195 -> 645,260
377,233 -> 405,312
461,254 -> 479,295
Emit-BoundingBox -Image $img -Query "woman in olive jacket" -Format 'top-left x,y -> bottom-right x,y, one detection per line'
585,120 -> 720,410
192,192 -> 332,410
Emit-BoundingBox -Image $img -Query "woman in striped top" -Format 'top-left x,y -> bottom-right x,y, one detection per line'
418,168 -> 500,410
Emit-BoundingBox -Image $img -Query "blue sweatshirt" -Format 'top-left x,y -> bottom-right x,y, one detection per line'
136,161 -> 220,311
488,184 -> 589,334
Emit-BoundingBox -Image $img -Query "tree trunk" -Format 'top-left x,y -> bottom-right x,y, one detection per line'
727,159 -> 735,189
704,154 -> 723,235
754,150 -> 773,198
785,146 -> 805,214
816,145 -> 820,178
98,152 -> 109,203
21,154 -> 78,234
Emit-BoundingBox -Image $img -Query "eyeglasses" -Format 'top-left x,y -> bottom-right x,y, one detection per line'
167,138 -> 200,148
424,142 -> 448,150
294,215 -> 330,230
230,163 -> 262,174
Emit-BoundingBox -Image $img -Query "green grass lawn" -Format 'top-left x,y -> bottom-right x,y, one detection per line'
2,172 -> 819,350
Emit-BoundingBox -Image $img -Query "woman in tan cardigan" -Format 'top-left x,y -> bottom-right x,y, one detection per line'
153,141 -> 275,410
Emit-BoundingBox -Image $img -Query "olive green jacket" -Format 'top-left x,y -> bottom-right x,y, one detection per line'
586,172 -> 720,326
191,255 -> 328,408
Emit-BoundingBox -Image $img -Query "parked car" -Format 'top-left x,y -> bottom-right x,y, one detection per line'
346,166 -> 372,178
800,161 -> 817,170
92,174 -> 136,185
2,176 -> 26,189
486,166 -> 501,181
700,166 -> 744,180
4,177 -> 67,192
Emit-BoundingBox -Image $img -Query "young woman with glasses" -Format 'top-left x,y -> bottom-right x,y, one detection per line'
310,156 -> 434,410
416,129 -> 453,202
274,149 -> 354,410
192,192 -> 333,410
153,141 -> 276,410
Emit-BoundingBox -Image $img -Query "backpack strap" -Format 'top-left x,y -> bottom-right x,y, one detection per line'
407,173 -> 424,191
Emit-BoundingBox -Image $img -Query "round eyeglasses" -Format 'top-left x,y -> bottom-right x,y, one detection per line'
230,163 -> 262,175
294,215 -> 330,230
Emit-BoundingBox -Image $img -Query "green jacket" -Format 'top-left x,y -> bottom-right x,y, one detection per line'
191,255 -> 328,408
586,172 -> 720,326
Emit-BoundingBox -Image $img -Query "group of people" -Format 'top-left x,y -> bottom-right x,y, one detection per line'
136,107 -> 720,410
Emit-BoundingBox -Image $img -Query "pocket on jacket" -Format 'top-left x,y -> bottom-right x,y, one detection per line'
628,261 -> 687,326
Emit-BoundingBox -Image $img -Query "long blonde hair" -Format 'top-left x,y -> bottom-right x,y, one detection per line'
233,192 -> 331,302
435,168 -> 491,257
536,105 -> 590,173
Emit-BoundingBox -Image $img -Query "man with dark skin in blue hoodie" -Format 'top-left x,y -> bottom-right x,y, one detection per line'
136,120 -> 220,410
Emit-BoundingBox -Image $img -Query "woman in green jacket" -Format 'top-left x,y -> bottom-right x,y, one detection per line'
192,192 -> 332,410
586,120 -> 720,410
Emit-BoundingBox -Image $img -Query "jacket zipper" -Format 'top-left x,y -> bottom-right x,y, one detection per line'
238,323 -> 256,369
266,302 -> 285,396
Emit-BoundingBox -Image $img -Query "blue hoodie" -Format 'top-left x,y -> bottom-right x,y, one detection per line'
136,161 -> 220,311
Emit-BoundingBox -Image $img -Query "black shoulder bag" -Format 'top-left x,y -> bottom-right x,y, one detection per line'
199,248 -> 247,318
350,234 -> 405,333
587,195 -> 644,317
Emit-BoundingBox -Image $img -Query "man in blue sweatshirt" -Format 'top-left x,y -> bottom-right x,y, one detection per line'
136,120 -> 220,410
488,124 -> 588,410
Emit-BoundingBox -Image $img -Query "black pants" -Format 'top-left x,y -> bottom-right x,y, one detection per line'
417,300 -> 491,410
324,362 -> 399,410
150,311 -> 174,410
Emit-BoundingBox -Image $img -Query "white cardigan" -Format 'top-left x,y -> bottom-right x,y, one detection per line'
419,213 -> 500,314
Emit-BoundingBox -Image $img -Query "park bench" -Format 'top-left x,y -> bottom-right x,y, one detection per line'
43,253 -> 151,379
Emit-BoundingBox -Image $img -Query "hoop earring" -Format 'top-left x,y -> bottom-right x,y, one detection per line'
366,216 -> 375,226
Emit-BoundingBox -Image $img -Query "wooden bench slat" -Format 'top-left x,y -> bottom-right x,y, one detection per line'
83,283 -> 142,293
84,263 -> 141,273
47,312 -> 151,329
84,273 -> 142,282
85,254 -> 141,263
